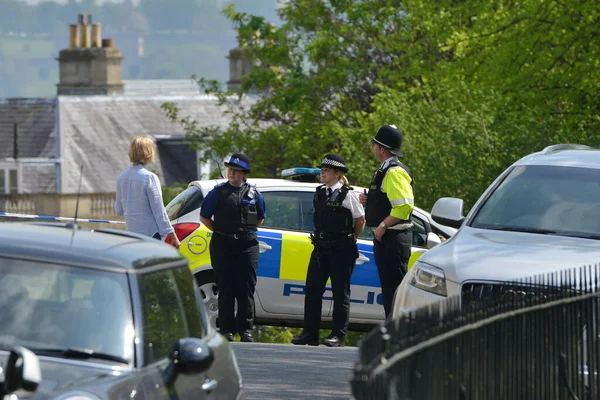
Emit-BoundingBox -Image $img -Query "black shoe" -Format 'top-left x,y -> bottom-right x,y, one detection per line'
240,330 -> 254,343
222,333 -> 234,342
323,336 -> 345,347
292,332 -> 319,346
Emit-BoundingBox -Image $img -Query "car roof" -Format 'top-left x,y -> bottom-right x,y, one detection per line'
191,178 -> 322,191
0,222 -> 185,271
186,178 -> 456,235
516,145 -> 600,169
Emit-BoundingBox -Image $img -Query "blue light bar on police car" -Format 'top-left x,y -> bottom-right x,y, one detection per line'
281,168 -> 321,178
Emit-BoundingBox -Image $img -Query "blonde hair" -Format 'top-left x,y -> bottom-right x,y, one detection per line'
336,171 -> 349,185
129,136 -> 155,165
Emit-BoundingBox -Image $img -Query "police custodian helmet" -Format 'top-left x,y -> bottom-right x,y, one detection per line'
224,153 -> 251,173
372,124 -> 404,157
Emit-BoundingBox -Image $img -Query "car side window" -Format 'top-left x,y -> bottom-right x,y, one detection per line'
262,191 -> 314,231
412,215 -> 428,247
138,266 -> 205,365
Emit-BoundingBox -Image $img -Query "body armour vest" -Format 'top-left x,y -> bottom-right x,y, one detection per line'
213,183 -> 259,233
365,161 -> 414,227
313,184 -> 354,234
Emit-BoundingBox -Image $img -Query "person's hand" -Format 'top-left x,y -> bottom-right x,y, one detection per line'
374,226 -> 385,242
359,189 -> 368,206
167,232 -> 181,249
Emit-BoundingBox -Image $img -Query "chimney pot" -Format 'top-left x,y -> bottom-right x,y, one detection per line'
91,23 -> 102,48
78,13 -> 92,25
102,39 -> 114,48
69,24 -> 81,48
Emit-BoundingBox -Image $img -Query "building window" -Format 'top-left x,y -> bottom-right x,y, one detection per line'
0,169 -> 18,194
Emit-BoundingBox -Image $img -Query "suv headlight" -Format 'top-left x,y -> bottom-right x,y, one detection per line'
409,261 -> 447,296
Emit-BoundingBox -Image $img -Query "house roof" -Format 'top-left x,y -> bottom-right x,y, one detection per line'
0,91 -> 254,194
58,94 -> 251,193
123,79 -> 202,95
0,98 -> 56,159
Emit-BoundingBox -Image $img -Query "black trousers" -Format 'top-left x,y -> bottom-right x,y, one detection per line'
302,240 -> 357,339
209,233 -> 259,334
373,229 -> 412,318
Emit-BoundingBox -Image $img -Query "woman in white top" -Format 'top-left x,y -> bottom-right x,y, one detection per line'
115,136 -> 180,248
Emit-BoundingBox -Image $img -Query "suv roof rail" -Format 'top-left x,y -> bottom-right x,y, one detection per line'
541,144 -> 594,154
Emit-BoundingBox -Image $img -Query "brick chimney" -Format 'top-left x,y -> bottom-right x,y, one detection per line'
226,38 -> 253,93
56,14 -> 124,95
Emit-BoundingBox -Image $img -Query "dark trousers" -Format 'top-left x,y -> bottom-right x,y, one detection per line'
373,229 -> 412,318
209,234 -> 259,334
303,241 -> 357,339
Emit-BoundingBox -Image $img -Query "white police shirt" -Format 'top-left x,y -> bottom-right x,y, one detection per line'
326,182 -> 365,219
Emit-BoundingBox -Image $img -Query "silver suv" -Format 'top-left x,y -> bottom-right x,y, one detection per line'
392,144 -> 600,317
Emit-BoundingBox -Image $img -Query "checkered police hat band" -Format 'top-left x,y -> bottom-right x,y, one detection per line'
321,157 -> 346,169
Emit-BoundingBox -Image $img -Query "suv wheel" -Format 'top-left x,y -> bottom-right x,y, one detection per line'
196,272 -> 219,328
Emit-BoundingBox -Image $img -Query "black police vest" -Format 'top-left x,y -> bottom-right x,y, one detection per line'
365,161 -> 414,227
313,185 -> 354,234
212,183 -> 259,233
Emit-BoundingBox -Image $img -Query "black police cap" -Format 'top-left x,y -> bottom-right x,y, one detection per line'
372,125 -> 404,157
224,152 -> 251,173
319,153 -> 348,173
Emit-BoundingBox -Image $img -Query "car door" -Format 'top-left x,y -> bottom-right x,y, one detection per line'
409,210 -> 434,268
137,267 -> 210,400
255,189 -> 333,317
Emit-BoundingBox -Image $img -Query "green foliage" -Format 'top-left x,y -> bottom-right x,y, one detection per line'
251,326 -> 367,347
161,183 -> 187,205
163,0 -> 600,211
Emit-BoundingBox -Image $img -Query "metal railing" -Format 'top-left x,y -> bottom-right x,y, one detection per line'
351,265 -> 600,400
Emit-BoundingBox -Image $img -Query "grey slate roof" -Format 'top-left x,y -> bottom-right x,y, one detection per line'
123,79 -> 202,95
0,98 -> 56,159
0,90 -> 254,194
58,94 -> 246,193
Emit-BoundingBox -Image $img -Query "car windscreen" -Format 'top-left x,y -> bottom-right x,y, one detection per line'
166,185 -> 204,220
0,258 -> 134,363
471,165 -> 600,239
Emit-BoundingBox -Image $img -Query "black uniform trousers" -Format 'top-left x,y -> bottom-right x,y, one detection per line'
303,239 -> 357,339
209,232 -> 259,334
373,228 -> 412,318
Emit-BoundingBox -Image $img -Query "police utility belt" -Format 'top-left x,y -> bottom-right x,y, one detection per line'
380,222 -> 413,231
310,231 -> 354,247
214,231 -> 257,240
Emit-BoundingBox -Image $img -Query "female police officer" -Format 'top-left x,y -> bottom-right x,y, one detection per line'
199,153 -> 266,343
292,154 -> 366,347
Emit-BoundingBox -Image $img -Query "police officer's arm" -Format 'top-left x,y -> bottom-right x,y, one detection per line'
381,167 -> 414,227
347,191 -> 366,240
354,216 -> 366,240
256,191 -> 266,227
199,189 -> 219,232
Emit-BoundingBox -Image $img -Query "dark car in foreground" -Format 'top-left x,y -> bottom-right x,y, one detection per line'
0,222 -> 244,399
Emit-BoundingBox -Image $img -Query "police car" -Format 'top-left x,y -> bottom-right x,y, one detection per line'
165,168 -> 456,329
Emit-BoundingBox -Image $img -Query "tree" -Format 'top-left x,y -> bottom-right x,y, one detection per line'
164,0 -> 600,211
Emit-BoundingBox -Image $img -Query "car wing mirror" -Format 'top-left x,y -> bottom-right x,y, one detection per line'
163,338 -> 215,387
1,346 -> 42,397
426,232 -> 442,249
431,197 -> 465,229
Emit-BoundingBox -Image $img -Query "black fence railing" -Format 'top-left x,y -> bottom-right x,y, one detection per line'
351,265 -> 600,400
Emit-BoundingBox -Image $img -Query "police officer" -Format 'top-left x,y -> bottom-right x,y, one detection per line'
359,125 -> 414,319
199,153 -> 266,342
292,154 -> 366,347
